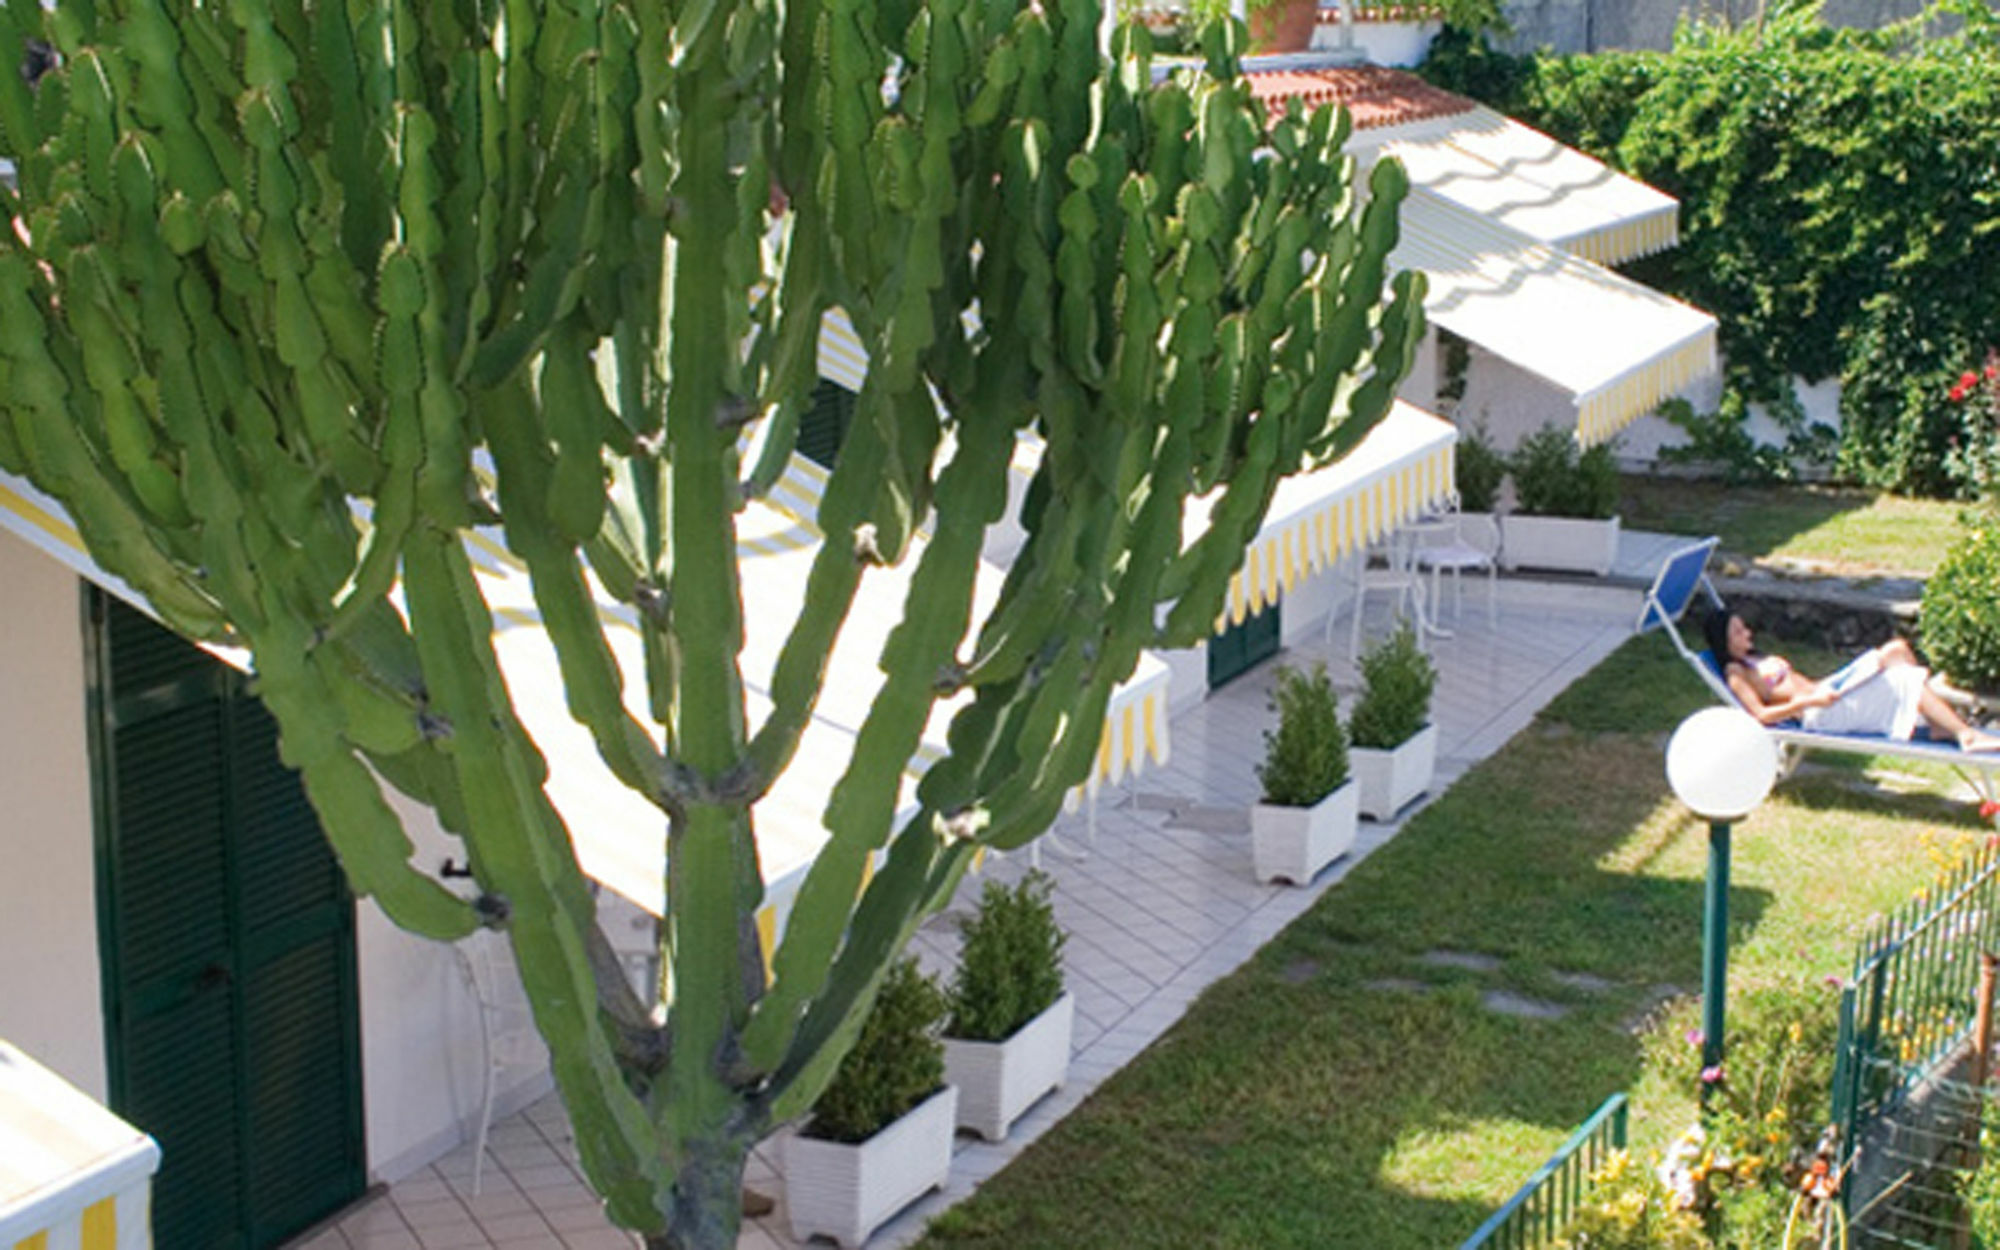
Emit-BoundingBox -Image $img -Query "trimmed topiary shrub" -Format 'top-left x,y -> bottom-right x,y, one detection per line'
1257,663 -> 1349,807
948,871 -> 1067,1044
1349,626 -> 1438,750
1456,423 -> 1508,514
804,957 -> 948,1144
1510,424 -> 1619,519
1921,513 -> 2000,694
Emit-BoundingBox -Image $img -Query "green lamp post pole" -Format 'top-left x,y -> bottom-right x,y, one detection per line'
1666,706 -> 1779,1104
1701,819 -> 1731,1079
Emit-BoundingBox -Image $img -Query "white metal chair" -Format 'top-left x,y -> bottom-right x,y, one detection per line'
453,928 -> 544,1195
1412,510 -> 1500,629
1336,533 -> 1430,661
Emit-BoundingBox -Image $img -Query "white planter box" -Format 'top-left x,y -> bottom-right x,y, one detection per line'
1351,722 -> 1438,822
784,1086 -> 958,1249
1251,780 -> 1358,886
1500,514 -> 1620,577
943,991 -> 1075,1143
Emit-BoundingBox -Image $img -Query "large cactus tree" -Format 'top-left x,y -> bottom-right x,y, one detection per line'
0,0 -> 1423,1244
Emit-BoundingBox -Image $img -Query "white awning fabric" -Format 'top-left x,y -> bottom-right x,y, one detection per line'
1394,188 -> 1718,448
1354,107 -> 1680,267
1182,401 -> 1459,625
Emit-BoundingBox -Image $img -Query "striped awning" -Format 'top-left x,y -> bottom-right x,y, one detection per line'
1184,401 -> 1460,626
1393,188 -> 1718,447
0,1039 -> 159,1250
1351,106 -> 1680,267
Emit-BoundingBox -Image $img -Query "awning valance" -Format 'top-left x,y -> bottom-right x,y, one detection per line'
1183,401 -> 1459,626
1354,106 -> 1680,267
1393,188 -> 1718,448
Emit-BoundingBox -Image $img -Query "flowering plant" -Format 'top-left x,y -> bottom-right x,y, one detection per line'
1946,350 -> 2000,501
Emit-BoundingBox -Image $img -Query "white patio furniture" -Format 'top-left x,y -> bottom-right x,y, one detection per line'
1413,509 -> 1500,628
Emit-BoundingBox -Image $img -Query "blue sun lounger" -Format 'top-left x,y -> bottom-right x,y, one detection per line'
1635,537 -> 2000,807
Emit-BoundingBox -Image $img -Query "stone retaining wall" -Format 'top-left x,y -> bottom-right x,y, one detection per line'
1708,574 -> 1920,655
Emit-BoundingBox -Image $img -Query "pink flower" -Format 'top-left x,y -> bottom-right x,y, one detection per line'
1685,1028 -> 1704,1047
1701,1064 -> 1726,1085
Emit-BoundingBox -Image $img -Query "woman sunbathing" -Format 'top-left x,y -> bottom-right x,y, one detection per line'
1701,611 -> 2000,750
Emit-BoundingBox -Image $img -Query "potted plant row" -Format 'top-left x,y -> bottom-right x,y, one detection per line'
1348,626 -> 1439,821
1251,663 -> 1358,886
942,871 -> 1073,1143
785,959 -> 957,1249
1499,422 -> 1621,577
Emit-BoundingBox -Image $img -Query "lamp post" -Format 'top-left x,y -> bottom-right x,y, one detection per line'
1665,707 -> 1780,1090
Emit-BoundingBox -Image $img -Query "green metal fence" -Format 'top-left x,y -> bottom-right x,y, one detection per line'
1459,1093 -> 1629,1250
1832,842 -> 2000,1208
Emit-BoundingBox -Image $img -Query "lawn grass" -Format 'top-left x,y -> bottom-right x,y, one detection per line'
1619,476 -> 1963,578
916,630 -> 1993,1250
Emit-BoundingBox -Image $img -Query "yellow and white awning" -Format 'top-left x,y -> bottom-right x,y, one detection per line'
1184,401 -> 1460,627
1,1039 -> 159,1250
1354,107 -> 1680,267
1393,188 -> 1718,447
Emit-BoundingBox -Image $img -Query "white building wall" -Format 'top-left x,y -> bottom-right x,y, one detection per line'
0,530 -> 106,1102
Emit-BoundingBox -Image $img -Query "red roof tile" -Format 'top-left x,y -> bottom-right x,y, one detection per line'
1245,64 -> 1474,131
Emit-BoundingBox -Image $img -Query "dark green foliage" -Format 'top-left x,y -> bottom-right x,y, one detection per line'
948,871 -> 1066,1043
1257,663 -> 1349,806
1510,424 -> 1620,519
1349,626 -> 1436,750
1455,422 -> 1507,513
1920,513 -> 2000,692
1654,396 -> 1792,484
806,958 -> 949,1145
1420,4 -> 2000,497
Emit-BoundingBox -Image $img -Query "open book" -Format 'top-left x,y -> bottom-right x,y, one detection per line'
1826,650 -> 1882,697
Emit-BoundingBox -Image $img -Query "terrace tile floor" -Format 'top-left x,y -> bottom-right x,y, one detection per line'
289,548 -> 1666,1250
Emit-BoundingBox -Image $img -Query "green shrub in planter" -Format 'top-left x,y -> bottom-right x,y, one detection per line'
1257,663 -> 1349,807
1349,627 -> 1438,750
948,870 -> 1067,1043
804,957 -> 948,1144
1510,423 -> 1619,519
1455,423 -> 1508,514
1921,512 -> 2000,693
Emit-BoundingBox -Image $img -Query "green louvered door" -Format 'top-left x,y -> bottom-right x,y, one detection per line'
90,593 -> 364,1250
799,380 -> 855,469
1206,601 -> 1281,689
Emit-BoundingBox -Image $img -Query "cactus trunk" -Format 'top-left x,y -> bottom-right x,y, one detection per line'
0,2 -> 1424,1244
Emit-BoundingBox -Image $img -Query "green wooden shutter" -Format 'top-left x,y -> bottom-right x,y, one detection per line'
799,380 -> 856,469
93,596 -> 364,1250
1206,602 -> 1282,689
99,605 -> 246,1250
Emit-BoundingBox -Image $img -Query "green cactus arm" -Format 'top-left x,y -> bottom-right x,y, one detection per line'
400,526 -> 670,1230
481,370 -> 680,810
739,395 -> 1008,1073
762,822 -> 974,1120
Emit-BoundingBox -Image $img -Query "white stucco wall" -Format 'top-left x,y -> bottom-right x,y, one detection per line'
358,794 -> 552,1183
0,530 -> 104,1101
